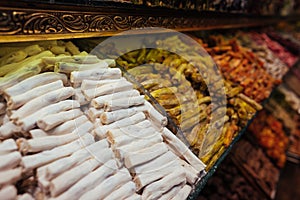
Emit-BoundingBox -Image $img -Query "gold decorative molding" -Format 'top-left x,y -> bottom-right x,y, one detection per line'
0,10 -> 197,34
0,2 -> 285,42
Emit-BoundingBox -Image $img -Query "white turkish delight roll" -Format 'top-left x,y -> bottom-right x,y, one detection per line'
132,151 -> 178,174
162,127 -> 206,172
0,121 -> 20,139
103,181 -> 136,200
17,100 -> 80,132
43,55 -> 100,65
86,107 -> 104,122
91,90 -> 140,109
114,134 -> 163,161
37,109 -> 82,131
100,104 -> 147,125
171,185 -> 192,200
79,168 -> 131,200
21,133 -> 94,171
0,185 -> 17,200
0,139 -> 18,154
141,167 -> 186,200
10,87 -> 75,121
82,79 -> 132,101
104,95 -> 145,112
54,61 -> 108,73
4,72 -> 67,97
95,112 -> 146,139
7,80 -> 64,110
124,143 -> 168,169
51,159 -> 118,200
71,68 -> 122,85
81,78 -> 125,90
144,101 -> 168,127
46,115 -> 88,136
0,151 -> 21,171
0,168 -> 22,187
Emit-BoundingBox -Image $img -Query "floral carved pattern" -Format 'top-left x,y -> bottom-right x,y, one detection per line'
0,7 -> 278,37
0,9 -> 201,36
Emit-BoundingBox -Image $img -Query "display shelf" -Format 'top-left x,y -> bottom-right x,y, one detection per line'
187,112 -> 258,200
0,0 -> 297,43
114,56 -> 261,199
0,1 -> 299,199
262,71 -> 300,164
189,98 -> 281,199
197,155 -> 268,200
188,59 -> 300,199
267,32 -> 300,55
79,31 -> 299,199
230,141 -> 279,200
113,53 -> 266,199
116,62 -> 190,147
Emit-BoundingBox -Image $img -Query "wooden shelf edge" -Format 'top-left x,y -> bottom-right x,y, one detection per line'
0,2 -> 298,42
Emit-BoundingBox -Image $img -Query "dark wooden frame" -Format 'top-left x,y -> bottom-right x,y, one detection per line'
0,1 -> 285,42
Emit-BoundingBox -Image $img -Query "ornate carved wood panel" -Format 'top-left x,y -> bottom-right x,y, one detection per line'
0,1 -> 285,42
